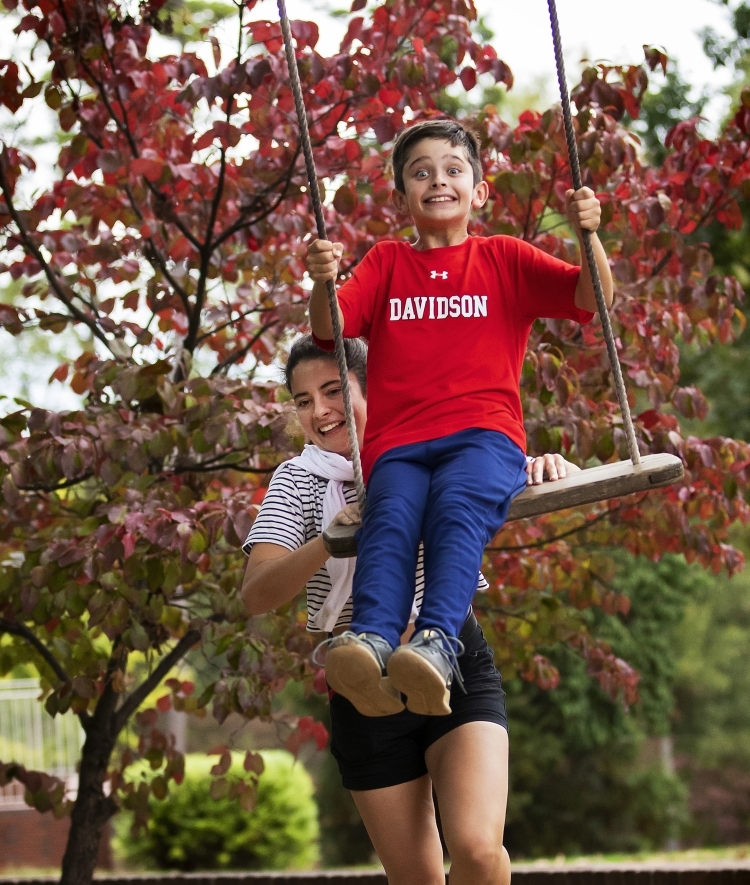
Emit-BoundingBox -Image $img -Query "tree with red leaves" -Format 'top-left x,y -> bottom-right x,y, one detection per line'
0,0 -> 748,881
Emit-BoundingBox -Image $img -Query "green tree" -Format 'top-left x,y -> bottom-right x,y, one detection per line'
656,2 -> 750,442
700,1 -> 750,70
503,554 -> 705,857
671,528 -> 750,845
633,70 -> 707,166
114,749 -> 319,870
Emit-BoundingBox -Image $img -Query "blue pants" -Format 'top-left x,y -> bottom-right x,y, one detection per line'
350,428 -> 528,648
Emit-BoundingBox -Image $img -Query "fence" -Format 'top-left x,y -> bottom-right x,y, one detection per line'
0,678 -> 84,809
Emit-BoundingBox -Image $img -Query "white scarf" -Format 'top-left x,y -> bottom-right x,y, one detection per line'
289,445 -> 357,632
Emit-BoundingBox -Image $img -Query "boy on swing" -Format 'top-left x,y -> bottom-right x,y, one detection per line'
306,118 -> 613,717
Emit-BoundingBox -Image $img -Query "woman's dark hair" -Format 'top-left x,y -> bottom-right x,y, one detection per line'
389,119 -> 483,194
284,334 -> 368,396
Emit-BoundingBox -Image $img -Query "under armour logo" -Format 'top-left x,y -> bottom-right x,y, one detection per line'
430,270 -> 448,279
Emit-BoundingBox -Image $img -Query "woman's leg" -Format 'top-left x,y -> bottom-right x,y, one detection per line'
425,721 -> 510,885
351,776 -> 446,885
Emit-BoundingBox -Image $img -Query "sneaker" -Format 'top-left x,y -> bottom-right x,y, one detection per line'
386,629 -> 464,716
322,632 -> 405,717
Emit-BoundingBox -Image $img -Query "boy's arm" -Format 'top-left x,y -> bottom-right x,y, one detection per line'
566,187 -> 614,313
306,238 -> 345,341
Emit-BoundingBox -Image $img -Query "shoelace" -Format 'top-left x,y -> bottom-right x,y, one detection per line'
411,628 -> 467,695
311,631 -> 390,671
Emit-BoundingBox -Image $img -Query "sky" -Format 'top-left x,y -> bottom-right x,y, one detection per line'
482,0 -> 735,118
256,0 -> 737,127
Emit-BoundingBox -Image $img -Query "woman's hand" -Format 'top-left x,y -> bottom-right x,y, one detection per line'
329,503 -> 361,527
526,453 -> 581,486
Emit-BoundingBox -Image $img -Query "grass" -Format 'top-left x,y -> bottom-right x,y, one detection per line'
513,844 -> 750,867
1,845 -> 749,878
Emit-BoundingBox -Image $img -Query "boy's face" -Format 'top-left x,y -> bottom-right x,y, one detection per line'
392,138 -> 488,234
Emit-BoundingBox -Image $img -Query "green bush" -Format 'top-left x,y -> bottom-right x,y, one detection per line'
114,749 -> 319,871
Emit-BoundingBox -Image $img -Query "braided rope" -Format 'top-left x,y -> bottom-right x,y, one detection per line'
547,0 -> 641,467
277,0 -> 368,511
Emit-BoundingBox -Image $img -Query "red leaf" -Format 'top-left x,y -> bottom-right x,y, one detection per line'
48,11 -> 65,37
373,115 -> 396,144
194,130 -> 215,151
377,87 -> 402,109
345,140 -> 361,162
122,532 -> 136,559
210,749 -> 232,777
49,363 -> 68,383
131,158 -> 164,182
244,751 -> 264,774
98,150 -> 124,173
137,709 -> 159,727
209,35 -> 221,68
460,67 -> 477,91
638,409 -> 660,430
70,372 -> 89,395
170,236 -> 192,261
285,731 -> 304,757
291,20 -> 319,50
156,694 -> 171,713
333,183 -> 357,215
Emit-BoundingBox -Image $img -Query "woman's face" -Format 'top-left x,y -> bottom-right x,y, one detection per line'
289,358 -> 366,457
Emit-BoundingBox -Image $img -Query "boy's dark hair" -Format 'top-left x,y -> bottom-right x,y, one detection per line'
389,119 -> 483,194
285,334 -> 368,396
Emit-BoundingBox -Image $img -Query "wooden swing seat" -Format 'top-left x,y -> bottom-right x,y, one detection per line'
322,452 -> 684,558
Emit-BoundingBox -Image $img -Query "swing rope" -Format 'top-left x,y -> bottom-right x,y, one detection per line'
547,0 -> 641,467
277,0 -> 368,513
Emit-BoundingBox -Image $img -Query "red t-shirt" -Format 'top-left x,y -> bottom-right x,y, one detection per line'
315,236 -> 593,480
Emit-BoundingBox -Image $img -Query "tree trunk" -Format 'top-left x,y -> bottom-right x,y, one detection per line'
59,691 -> 118,885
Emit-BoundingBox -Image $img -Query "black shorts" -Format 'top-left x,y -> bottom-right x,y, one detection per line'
329,610 -> 507,792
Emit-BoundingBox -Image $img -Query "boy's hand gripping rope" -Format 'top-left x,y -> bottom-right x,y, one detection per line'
547,0 -> 641,468
277,0 -> 368,514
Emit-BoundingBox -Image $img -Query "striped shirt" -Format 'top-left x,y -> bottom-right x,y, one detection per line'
243,461 -> 488,632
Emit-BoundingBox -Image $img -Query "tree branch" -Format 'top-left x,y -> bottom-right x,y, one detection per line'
0,149 -> 114,353
521,188 -> 536,242
0,617 -> 91,728
485,502 -> 624,552
210,319 -> 280,375
114,628 -> 201,733
209,177 -> 293,250
650,249 -> 673,278
474,605 -> 534,625
0,618 -> 70,684
17,472 -> 95,493
54,67 -> 194,317
59,0 -> 202,253
172,458 -> 278,475
195,303 -> 284,344
532,157 -> 559,241
185,5 -> 246,357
